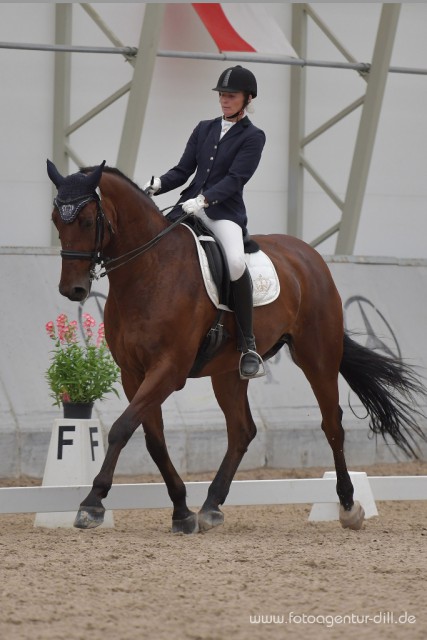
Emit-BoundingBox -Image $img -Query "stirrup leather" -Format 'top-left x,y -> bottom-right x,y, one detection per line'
239,349 -> 266,380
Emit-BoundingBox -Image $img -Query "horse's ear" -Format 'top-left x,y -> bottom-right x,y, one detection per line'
46,159 -> 66,188
85,160 -> 106,191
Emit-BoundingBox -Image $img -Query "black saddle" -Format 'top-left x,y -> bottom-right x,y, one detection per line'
181,215 -> 259,309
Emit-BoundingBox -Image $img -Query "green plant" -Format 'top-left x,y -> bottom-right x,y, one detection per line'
45,313 -> 120,406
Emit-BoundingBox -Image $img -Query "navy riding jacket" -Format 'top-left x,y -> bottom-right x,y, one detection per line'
158,116 -> 266,230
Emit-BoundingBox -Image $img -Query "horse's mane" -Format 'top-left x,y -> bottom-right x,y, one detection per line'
81,165 -> 146,197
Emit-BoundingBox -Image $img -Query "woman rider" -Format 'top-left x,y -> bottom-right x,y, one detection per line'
144,65 -> 266,379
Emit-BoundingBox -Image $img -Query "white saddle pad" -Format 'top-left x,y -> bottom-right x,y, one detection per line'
183,224 -> 280,310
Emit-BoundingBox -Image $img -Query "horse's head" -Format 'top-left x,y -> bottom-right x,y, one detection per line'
47,159 -> 109,301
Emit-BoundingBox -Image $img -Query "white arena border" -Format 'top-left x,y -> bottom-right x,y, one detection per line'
0,476 -> 426,514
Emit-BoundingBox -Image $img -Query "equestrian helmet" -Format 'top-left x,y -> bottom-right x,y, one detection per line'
212,65 -> 257,98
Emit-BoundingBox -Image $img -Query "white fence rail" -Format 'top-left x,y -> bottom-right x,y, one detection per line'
0,476 -> 426,515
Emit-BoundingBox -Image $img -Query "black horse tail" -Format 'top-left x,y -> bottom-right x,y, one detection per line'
339,332 -> 427,458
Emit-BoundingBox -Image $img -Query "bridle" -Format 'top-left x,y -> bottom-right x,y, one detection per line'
57,193 -> 189,282
58,195 -> 114,281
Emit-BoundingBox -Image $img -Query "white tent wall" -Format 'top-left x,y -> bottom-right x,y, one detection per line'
0,3 -> 55,246
301,3 -> 427,256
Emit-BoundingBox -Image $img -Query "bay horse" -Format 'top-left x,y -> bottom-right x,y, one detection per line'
47,160 -> 426,533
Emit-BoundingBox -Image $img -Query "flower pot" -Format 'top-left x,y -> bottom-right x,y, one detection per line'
62,402 -> 94,419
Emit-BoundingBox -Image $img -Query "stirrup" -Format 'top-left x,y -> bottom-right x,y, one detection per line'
239,350 -> 266,380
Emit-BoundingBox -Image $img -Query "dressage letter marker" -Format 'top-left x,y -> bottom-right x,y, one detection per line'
57,425 -> 75,459
89,426 -> 99,462
34,418 -> 114,528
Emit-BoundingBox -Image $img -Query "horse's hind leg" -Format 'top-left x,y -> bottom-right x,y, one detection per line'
198,371 -> 257,531
314,380 -> 365,529
294,341 -> 365,530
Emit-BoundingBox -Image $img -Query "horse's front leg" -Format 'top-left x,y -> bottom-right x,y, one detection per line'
73,403 -> 143,529
198,371 -> 257,532
74,369 -> 198,533
142,404 -> 199,534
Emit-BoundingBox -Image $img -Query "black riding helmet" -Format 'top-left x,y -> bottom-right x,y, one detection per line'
212,65 -> 257,98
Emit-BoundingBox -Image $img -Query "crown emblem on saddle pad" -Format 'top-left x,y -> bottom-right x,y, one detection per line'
253,273 -> 271,294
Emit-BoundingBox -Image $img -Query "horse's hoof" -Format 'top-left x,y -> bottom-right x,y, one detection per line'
339,501 -> 365,530
172,512 -> 199,535
74,505 -> 105,529
198,508 -> 224,532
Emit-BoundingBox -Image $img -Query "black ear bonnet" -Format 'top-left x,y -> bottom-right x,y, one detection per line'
47,160 -> 106,223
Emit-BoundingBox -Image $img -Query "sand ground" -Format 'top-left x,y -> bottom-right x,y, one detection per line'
0,461 -> 426,640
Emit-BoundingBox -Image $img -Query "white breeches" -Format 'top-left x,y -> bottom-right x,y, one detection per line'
194,209 -> 246,281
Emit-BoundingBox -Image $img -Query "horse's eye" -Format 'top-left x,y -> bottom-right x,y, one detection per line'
80,217 -> 94,229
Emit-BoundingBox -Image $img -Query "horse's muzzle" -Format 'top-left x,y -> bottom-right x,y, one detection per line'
59,282 -> 90,302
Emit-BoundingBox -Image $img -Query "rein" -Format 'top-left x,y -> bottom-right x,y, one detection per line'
60,197 -> 189,282
95,208 -> 190,280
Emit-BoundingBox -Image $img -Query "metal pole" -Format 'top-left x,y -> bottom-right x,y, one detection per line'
0,40 -> 426,75
305,4 -> 363,72
302,96 -> 364,147
51,3 -> 72,246
335,4 -> 401,255
116,4 -> 165,177
80,3 -> 136,65
287,4 -> 307,238
66,82 -> 132,135
0,41 -> 137,56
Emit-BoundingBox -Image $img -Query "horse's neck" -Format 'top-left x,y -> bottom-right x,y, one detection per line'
109,191 -> 168,255
104,189 -> 189,306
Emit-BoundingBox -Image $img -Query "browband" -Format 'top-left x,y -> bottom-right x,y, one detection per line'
54,193 -> 99,224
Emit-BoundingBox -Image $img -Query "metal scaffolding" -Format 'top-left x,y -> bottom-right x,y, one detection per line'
288,3 -> 402,254
1,3 -> 415,253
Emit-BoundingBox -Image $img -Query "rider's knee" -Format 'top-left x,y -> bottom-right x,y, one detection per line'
229,256 -> 246,282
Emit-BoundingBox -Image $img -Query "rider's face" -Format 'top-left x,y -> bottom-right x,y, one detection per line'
219,91 -> 247,119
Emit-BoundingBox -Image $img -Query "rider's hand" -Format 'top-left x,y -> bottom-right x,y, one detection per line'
181,194 -> 207,214
143,177 -> 161,196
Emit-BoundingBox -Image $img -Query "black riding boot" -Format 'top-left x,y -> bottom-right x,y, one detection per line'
230,268 -> 264,379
